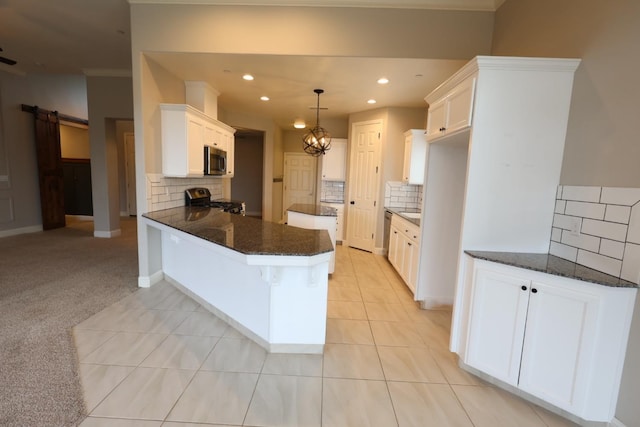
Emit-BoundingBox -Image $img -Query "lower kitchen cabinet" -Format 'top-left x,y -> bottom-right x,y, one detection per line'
463,258 -> 636,422
321,202 -> 344,241
388,214 -> 420,294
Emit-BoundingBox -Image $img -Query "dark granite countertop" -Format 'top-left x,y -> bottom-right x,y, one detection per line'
465,251 -> 638,289
143,207 -> 334,256
288,203 -> 337,217
385,208 -> 421,227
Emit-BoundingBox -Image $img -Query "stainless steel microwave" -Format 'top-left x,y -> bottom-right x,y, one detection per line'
204,146 -> 227,175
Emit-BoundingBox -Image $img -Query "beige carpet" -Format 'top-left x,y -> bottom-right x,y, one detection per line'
0,217 -> 139,427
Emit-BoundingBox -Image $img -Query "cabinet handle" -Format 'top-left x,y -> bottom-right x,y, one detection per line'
408,242 -> 412,246
521,285 -> 527,291
531,288 -> 538,294
439,127 -> 446,132
393,231 -> 397,234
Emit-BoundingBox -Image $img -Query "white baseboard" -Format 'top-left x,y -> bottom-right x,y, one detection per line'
0,224 -> 42,238
138,270 -> 165,288
94,228 -> 122,238
66,215 -> 93,221
420,297 -> 454,310
372,246 -> 387,256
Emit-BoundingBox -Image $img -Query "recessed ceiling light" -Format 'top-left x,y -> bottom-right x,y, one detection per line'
242,74 -> 254,81
377,77 -> 389,84
260,96 -> 269,101
367,99 -> 377,104
294,119 -> 306,129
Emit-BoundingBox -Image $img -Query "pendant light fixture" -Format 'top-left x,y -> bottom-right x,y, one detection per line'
302,89 -> 332,156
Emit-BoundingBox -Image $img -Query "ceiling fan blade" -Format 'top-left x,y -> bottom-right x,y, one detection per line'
0,56 -> 17,66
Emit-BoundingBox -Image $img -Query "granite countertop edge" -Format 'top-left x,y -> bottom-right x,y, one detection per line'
385,207 -> 421,227
143,207 -> 334,257
287,203 -> 338,217
465,250 -> 638,289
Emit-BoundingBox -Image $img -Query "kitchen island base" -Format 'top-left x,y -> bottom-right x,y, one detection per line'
141,212 -> 332,354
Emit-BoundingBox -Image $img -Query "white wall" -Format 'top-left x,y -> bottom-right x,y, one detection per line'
86,75 -> 134,236
492,1 -> 640,424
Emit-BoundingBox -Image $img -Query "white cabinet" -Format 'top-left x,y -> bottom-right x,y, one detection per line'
388,214 -> 420,294
425,76 -> 475,142
321,202 -> 345,241
464,258 -> 636,422
160,104 -> 235,178
321,138 -> 347,181
402,129 -> 428,184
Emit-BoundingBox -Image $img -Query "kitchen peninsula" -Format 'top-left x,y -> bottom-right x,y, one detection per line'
287,203 -> 338,274
142,206 -> 333,354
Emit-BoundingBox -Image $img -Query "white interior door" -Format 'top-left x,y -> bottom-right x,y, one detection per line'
347,120 -> 382,252
124,132 -> 137,216
283,153 -> 316,218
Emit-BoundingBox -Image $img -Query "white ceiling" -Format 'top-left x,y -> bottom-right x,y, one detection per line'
0,0 -> 502,128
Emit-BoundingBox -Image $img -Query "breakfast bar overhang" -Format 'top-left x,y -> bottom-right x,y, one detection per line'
141,206 -> 333,354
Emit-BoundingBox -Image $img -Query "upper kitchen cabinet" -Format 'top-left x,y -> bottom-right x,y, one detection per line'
321,138 -> 347,181
160,104 -> 235,178
417,56 -> 580,311
425,76 -> 476,142
402,129 -> 428,184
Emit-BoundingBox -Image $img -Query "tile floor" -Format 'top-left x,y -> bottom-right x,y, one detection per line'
73,245 -> 578,427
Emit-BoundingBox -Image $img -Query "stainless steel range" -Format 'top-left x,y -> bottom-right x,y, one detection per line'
185,187 -> 246,215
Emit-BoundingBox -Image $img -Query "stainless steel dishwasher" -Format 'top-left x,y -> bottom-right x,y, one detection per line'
383,210 -> 392,253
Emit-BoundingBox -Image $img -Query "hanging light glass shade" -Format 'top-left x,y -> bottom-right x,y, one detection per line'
302,89 -> 332,156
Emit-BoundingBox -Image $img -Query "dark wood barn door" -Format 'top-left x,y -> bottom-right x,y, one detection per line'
33,108 -> 66,230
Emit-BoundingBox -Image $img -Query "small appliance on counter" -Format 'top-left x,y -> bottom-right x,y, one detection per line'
185,187 -> 246,215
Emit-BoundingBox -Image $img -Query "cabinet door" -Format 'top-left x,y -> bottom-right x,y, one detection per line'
426,98 -> 446,142
187,116 -> 205,176
518,280 -> 599,412
402,136 -> 412,182
445,76 -> 475,135
388,225 -> 401,269
466,266 -> 530,386
403,130 -> 428,185
403,238 -> 418,294
322,138 -> 347,181
225,131 -> 235,177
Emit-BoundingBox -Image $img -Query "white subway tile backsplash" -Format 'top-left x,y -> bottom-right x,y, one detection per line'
551,185 -> 640,282
626,204 -> 640,245
553,214 -> 581,232
561,186 -> 601,203
600,239 -> 625,260
581,218 -> 628,242
384,181 -> 422,210
577,250 -> 622,278
554,200 -> 566,214
145,174 -> 223,213
621,243 -> 640,284
600,187 -> 640,206
604,205 -> 631,224
550,241 -> 578,262
560,230 -> 600,253
564,201 -> 605,220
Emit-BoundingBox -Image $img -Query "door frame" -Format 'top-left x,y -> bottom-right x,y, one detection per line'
124,132 -> 136,216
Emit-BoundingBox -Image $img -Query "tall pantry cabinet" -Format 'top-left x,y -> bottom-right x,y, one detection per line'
416,56 -> 580,323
